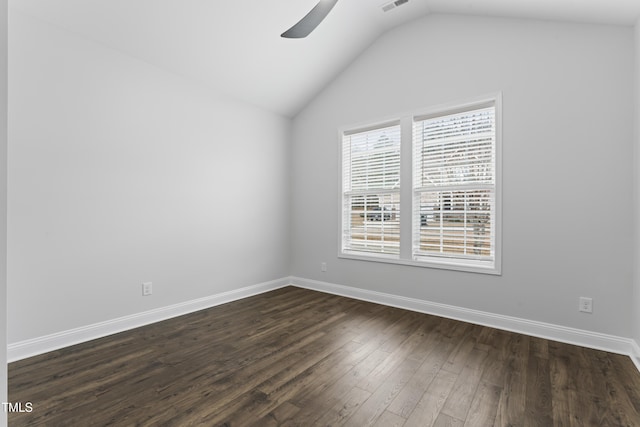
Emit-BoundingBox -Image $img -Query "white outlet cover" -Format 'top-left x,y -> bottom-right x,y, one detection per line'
579,297 -> 592,313
142,282 -> 153,296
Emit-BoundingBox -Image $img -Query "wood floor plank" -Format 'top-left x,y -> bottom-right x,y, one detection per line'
464,381 -> 501,427
288,346 -> 389,425
495,333 -> 530,426
548,345 -> 572,427
441,348 -> 489,421
8,286 -> 640,426
345,354 -> 423,426
372,410 -> 406,427
312,386 -> 371,427
165,331 -> 358,425
523,355 -> 553,426
610,353 -> 640,413
356,318 -> 430,393
442,324 -> 477,375
433,413 -> 464,427
403,369 -> 458,427
234,337 -> 363,425
586,350 -> 640,426
387,338 -> 454,418
479,330 -> 512,388
250,401 -> 301,427
529,336 -> 549,360
291,344 -> 385,411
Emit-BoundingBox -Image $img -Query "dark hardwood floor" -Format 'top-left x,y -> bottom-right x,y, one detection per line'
8,286 -> 640,426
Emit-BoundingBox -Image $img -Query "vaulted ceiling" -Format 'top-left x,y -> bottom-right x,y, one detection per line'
10,0 -> 640,117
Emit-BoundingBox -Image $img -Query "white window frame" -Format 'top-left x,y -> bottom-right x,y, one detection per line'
340,121 -> 402,259
339,94 -> 502,275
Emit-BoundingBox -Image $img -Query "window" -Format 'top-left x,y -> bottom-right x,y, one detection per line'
341,123 -> 401,257
340,96 -> 501,274
413,104 -> 497,268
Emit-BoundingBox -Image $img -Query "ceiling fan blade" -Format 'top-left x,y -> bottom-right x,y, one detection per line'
281,0 -> 339,38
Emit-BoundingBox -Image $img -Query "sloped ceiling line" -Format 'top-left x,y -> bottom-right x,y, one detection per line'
10,0 -> 640,117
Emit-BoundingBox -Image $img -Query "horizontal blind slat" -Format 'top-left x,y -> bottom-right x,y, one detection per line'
412,104 -> 496,262
343,123 -> 402,256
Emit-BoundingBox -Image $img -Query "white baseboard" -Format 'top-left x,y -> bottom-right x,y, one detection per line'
8,277 -> 290,363
290,277 -> 636,360
631,340 -> 640,373
9,275 -> 639,375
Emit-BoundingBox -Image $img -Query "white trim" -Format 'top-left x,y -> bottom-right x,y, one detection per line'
290,277 -> 637,361
631,340 -> 640,373
9,275 -> 639,376
411,95 -> 500,121
8,277 -> 290,362
338,252 -> 499,275
338,93 -> 503,276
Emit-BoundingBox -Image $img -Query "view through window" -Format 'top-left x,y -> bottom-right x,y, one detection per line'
340,97 -> 500,274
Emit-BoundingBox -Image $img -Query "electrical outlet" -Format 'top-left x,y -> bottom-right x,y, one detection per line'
142,282 -> 153,296
321,262 -> 327,272
579,297 -> 592,313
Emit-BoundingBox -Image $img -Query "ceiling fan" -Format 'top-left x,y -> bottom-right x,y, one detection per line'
281,0 -> 339,39
281,0 -> 410,39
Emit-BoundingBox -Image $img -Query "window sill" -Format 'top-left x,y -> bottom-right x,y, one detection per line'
338,251 -> 501,275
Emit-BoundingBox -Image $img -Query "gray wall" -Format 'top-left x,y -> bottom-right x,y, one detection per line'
0,0 -> 6,423
291,14 -> 634,337
8,12 -> 291,343
7,10 -> 639,358
635,20 -> 640,351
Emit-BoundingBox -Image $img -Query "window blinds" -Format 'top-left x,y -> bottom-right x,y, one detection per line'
412,105 -> 496,262
342,123 -> 401,255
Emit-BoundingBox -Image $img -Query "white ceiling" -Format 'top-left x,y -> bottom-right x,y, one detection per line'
10,0 -> 640,117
